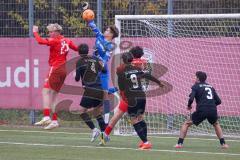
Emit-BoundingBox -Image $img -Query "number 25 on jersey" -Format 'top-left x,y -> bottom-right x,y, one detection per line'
60,40 -> 69,55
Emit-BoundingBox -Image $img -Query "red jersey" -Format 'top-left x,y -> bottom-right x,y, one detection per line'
131,58 -> 148,70
33,32 -> 78,67
117,58 -> 148,74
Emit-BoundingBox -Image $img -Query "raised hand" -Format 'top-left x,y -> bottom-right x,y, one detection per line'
33,25 -> 39,33
81,2 -> 89,11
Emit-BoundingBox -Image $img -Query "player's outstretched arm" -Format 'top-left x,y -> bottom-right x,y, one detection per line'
81,2 -> 102,37
88,20 -> 102,38
187,88 -> 196,107
32,25 -> 49,45
141,72 -> 164,87
69,40 -> 78,52
213,88 -> 222,106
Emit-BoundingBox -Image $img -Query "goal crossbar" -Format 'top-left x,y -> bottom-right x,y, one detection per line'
116,13 -> 240,20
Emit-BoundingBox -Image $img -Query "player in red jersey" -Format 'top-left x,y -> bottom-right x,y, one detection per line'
100,63 -> 129,145
101,46 -> 154,145
33,23 -> 78,130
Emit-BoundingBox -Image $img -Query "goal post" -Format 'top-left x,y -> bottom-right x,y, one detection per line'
113,14 -> 240,137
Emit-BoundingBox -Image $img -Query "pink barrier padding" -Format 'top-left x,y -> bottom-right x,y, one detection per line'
0,37 -> 240,116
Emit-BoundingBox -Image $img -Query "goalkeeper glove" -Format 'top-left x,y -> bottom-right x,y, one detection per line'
81,2 -> 89,11
108,87 -> 118,94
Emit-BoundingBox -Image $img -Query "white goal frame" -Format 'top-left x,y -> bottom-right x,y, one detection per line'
113,13 -> 240,137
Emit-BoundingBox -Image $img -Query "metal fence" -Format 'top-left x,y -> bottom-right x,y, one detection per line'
0,0 -> 240,37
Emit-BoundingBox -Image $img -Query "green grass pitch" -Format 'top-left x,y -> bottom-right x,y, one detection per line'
0,126 -> 239,160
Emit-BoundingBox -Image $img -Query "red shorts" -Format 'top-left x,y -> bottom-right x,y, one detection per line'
44,65 -> 66,92
118,99 -> 128,113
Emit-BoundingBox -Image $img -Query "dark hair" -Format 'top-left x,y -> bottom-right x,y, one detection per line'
129,46 -> 144,58
78,43 -> 89,55
122,52 -> 133,64
109,25 -> 119,39
196,71 -> 207,82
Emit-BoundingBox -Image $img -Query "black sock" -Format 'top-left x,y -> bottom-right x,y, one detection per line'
133,121 -> 147,143
177,138 -> 184,144
140,120 -> 147,140
220,138 -> 225,145
80,113 -> 95,130
96,115 -> 106,132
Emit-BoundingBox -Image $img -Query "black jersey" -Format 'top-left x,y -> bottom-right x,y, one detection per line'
117,64 -> 161,101
188,82 -> 221,110
75,55 -> 104,87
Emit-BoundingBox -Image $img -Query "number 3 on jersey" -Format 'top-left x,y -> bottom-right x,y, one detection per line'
205,87 -> 213,99
60,40 -> 69,55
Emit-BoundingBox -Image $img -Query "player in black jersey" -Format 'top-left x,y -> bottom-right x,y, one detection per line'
75,43 -> 106,142
117,52 -> 163,150
175,71 -> 229,149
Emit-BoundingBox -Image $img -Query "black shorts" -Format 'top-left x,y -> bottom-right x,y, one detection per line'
80,86 -> 103,109
191,108 -> 218,126
127,98 -> 146,117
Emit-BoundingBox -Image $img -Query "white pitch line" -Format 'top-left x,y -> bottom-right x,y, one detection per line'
0,141 -> 239,156
0,129 -> 240,142
0,129 -> 89,135
150,136 -> 240,142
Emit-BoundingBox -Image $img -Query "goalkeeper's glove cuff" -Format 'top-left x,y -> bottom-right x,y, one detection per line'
108,87 -> 118,94
81,2 -> 89,11
88,20 -> 95,27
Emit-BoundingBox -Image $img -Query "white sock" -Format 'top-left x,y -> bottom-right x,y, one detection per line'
93,128 -> 99,131
104,113 -> 110,124
43,116 -> 50,120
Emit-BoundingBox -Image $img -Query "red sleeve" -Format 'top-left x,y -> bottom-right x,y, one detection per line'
120,90 -> 127,102
116,64 -> 125,75
69,40 -> 78,51
33,32 -> 49,45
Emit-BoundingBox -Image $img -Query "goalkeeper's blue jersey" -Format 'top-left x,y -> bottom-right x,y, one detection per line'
88,20 -> 113,90
88,20 -> 113,73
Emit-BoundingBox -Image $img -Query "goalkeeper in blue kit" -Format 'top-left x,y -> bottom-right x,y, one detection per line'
81,2 -> 119,125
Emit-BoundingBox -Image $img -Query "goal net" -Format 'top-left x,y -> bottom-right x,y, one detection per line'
113,14 -> 240,137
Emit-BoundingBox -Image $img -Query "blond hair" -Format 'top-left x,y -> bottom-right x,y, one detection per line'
47,23 -> 63,32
